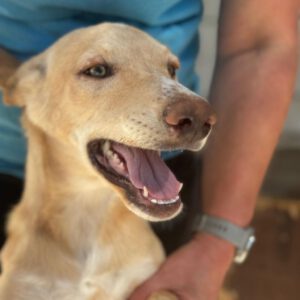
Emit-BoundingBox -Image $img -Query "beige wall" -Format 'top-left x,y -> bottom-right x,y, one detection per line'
196,0 -> 300,149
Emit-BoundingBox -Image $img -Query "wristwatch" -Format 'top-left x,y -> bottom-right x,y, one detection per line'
194,214 -> 256,264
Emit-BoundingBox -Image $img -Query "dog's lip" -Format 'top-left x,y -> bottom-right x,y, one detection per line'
87,139 -> 182,221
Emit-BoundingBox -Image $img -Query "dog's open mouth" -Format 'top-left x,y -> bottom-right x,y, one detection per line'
87,140 -> 183,221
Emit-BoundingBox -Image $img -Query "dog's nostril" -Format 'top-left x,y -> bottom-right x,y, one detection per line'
176,117 -> 193,130
164,113 -> 194,132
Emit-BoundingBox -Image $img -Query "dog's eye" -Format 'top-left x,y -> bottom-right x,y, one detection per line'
84,64 -> 112,78
167,64 -> 177,78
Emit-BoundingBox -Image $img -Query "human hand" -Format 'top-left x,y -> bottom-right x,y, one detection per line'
128,233 -> 234,300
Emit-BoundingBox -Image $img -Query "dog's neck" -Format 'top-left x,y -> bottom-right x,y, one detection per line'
4,115 -> 164,298
20,115 -> 123,254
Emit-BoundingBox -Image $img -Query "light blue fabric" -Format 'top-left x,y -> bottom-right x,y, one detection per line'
0,0 -> 203,178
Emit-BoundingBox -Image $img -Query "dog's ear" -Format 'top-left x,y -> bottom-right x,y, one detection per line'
0,49 -> 46,107
0,48 -> 22,106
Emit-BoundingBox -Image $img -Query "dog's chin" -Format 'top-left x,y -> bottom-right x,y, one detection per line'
87,139 -> 183,222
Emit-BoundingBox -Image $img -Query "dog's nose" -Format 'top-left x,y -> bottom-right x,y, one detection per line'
163,98 -> 216,138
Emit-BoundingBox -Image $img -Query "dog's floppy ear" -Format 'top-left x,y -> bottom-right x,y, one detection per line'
0,48 -> 22,106
0,48 -> 46,107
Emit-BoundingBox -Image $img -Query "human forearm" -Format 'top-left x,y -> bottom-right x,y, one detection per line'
200,0 -> 299,230
202,45 -> 298,227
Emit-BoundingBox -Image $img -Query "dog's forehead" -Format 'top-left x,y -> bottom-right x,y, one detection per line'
94,23 -> 168,52
52,23 -> 174,67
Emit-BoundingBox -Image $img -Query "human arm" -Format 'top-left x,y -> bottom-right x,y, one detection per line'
202,0 -> 299,227
192,0 -> 299,296
129,1 -> 299,299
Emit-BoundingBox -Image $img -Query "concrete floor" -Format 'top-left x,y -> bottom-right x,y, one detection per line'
223,198 -> 300,300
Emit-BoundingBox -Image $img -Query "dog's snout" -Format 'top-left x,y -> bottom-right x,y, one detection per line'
163,98 -> 216,138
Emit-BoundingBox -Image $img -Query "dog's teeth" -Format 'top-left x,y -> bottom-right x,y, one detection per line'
179,183 -> 183,192
107,150 -> 113,158
150,196 -> 180,205
119,162 -> 125,170
112,153 -> 121,163
103,142 -> 114,159
102,141 -> 111,154
143,186 -> 149,198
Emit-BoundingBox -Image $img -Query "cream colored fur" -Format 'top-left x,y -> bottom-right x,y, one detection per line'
0,23 -> 210,300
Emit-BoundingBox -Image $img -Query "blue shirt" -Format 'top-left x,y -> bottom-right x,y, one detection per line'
0,0 -> 203,178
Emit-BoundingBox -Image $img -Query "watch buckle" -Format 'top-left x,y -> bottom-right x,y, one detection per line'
234,234 -> 256,264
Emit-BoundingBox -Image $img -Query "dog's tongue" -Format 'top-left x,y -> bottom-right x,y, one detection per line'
112,143 -> 182,200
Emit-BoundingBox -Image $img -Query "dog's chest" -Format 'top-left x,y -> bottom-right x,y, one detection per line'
1,197 -> 165,300
71,244 -> 163,300
78,246 -> 161,300
11,245 -> 162,300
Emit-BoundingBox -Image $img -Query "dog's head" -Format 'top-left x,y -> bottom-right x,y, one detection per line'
0,23 -> 216,222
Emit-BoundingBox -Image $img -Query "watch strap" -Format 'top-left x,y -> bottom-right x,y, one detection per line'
195,214 -> 256,264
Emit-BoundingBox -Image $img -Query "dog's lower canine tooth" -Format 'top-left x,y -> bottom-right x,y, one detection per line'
143,186 -> 149,198
179,183 -> 183,192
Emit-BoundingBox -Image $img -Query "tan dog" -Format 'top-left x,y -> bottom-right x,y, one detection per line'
0,23 -> 215,300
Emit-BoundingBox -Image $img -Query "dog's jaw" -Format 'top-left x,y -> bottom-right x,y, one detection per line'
87,139 -> 183,222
